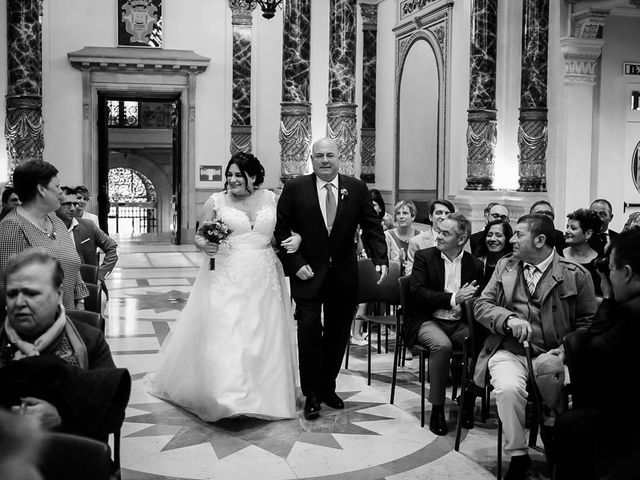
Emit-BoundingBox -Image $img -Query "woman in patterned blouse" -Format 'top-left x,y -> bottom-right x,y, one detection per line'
0,160 -> 88,311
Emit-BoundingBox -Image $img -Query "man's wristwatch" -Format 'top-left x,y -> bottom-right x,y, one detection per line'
502,316 -> 514,335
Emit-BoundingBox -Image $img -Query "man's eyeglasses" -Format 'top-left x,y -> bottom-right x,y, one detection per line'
489,213 -> 509,221
60,201 -> 80,207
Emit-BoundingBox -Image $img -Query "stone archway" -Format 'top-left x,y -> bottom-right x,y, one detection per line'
67,47 -> 209,240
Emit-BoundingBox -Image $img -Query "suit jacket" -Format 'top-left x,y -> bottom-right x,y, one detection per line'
404,247 -> 484,348
469,230 -> 484,258
588,229 -> 618,257
472,252 -> 596,386
72,218 -> 118,282
275,173 -> 388,300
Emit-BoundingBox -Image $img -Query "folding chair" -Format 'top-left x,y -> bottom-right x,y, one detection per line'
84,282 -> 103,314
349,259 -> 402,385
79,263 -> 100,284
67,309 -> 106,333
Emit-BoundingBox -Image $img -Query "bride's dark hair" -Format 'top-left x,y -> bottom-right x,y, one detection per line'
224,152 -> 265,193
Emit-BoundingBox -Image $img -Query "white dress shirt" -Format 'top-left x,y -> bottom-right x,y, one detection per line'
433,250 -> 464,321
523,250 -> 554,291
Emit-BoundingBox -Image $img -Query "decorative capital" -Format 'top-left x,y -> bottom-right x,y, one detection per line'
571,8 -> 609,39
361,3 -> 378,28
560,37 -> 604,85
229,0 -> 256,24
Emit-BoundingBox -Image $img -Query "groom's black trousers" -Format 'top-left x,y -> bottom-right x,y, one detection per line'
294,269 -> 357,397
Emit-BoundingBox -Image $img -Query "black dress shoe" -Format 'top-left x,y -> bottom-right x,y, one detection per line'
461,392 -> 476,429
303,396 -> 321,420
429,406 -> 448,436
504,454 -> 531,480
321,392 -> 344,409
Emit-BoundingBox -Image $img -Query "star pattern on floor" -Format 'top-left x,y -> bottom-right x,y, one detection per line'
125,391 -> 395,460
122,289 -> 189,313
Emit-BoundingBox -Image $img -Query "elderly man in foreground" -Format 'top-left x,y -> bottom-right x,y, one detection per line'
472,214 -> 597,480
0,248 -> 129,442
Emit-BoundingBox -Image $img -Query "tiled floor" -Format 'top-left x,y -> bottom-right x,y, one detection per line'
106,242 -> 550,480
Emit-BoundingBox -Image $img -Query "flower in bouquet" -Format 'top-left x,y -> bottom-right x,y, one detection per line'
198,219 -> 232,269
198,219 -> 232,245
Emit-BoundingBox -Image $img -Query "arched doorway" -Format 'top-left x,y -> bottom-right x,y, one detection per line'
108,167 -> 158,238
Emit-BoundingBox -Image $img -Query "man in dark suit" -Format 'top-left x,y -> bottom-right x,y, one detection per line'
55,187 -> 118,299
588,198 -> 618,256
529,200 -> 566,255
275,137 -> 388,420
554,229 -> 640,480
405,213 -> 484,435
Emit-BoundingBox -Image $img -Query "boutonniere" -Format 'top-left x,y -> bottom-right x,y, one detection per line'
340,187 -> 349,200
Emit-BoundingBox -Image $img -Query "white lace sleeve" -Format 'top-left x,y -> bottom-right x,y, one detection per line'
264,188 -> 277,207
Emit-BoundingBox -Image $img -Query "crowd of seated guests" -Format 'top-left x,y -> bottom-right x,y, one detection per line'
0,163 -> 127,479
377,194 -> 638,479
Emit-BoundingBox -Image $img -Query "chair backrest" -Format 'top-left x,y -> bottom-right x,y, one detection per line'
462,298 -> 490,370
79,264 -> 99,284
356,259 -> 402,305
84,282 -> 102,314
39,432 -> 113,480
398,274 -> 412,318
562,329 -> 593,409
67,309 -> 105,333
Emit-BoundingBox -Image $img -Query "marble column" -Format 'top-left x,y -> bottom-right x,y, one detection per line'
359,4 -> 377,184
279,0 -> 311,182
5,0 -> 44,173
465,0 -> 498,191
326,0 -> 358,176
229,0 -> 256,154
517,0 -> 549,192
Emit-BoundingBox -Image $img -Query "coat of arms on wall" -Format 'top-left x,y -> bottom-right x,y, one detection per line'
118,0 -> 163,48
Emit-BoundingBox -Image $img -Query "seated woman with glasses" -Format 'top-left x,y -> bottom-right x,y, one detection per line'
563,208 -> 603,296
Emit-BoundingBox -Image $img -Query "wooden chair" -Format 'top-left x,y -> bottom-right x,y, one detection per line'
351,259 -> 402,385
67,309 -> 105,333
84,282 -> 102,314
393,275 -> 466,427
79,263 -> 100,284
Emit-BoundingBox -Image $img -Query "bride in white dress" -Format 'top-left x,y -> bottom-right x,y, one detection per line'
146,153 -> 299,422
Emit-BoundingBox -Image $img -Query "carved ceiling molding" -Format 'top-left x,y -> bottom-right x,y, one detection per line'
68,47 -> 210,74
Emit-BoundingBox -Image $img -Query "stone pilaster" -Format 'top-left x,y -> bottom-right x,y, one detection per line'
360,3 -> 377,183
465,0 -> 498,191
557,6 -> 607,212
327,0 -> 358,176
517,0 -> 549,192
279,0 -> 311,182
5,0 -> 44,173
229,0 -> 256,154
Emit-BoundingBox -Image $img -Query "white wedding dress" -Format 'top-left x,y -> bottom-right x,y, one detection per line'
146,189 -> 298,422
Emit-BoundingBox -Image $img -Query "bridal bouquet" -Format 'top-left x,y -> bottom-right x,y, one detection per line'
198,219 -> 232,270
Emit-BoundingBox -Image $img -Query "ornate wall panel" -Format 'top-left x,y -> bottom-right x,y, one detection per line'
394,0 -> 454,201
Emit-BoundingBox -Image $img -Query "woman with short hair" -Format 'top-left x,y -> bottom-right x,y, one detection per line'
0,160 -> 88,311
564,208 -> 603,296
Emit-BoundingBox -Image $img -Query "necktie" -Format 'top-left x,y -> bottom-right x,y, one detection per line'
524,264 -> 539,295
325,183 -> 336,232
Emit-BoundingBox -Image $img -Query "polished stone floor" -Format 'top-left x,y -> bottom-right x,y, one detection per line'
105,242 -> 550,480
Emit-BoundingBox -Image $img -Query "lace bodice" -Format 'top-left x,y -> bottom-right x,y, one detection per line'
211,189 -> 276,249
